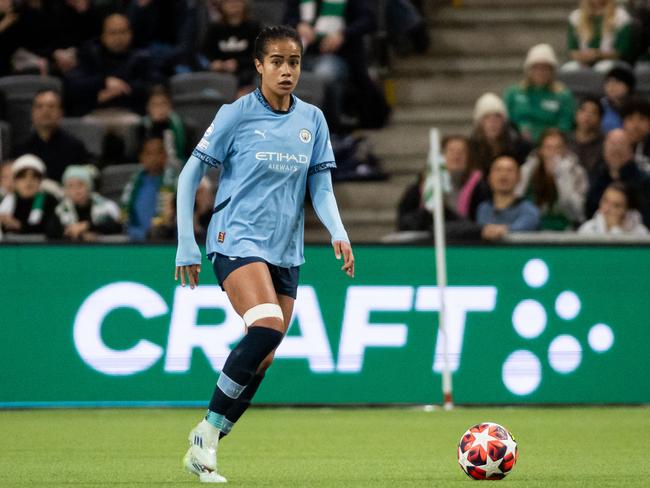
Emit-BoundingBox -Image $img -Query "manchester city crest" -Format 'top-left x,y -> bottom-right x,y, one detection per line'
299,129 -> 312,143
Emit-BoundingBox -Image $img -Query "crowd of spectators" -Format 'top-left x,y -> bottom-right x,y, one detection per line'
397,0 -> 650,241
4,1 -> 648,244
0,0 -> 410,242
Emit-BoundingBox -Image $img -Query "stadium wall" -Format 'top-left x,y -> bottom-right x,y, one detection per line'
1,244 -> 648,407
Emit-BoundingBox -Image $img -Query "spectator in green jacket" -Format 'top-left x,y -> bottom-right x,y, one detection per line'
564,0 -> 633,72
504,44 -> 576,144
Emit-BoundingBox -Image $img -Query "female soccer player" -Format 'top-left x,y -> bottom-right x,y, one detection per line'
174,25 -> 354,483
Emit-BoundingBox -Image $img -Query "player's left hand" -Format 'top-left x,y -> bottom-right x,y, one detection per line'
333,241 -> 354,278
175,264 -> 201,289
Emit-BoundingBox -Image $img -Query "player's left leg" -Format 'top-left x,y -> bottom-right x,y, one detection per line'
220,294 -> 295,438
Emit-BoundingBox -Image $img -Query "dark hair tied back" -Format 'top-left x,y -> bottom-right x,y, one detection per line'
254,25 -> 303,63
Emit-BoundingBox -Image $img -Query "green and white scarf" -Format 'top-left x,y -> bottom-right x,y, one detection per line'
300,0 -> 347,36
0,191 -> 46,226
121,166 -> 178,227
55,193 -> 120,228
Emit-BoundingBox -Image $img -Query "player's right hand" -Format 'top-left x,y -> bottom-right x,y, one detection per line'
175,264 -> 201,289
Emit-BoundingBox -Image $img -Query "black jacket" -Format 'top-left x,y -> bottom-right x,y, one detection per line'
13,129 -> 88,183
2,192 -> 59,235
64,40 -> 157,116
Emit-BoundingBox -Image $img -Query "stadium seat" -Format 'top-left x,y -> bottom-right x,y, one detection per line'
170,72 -> 238,130
100,163 -> 140,203
293,72 -> 327,109
59,118 -> 107,160
0,120 -> 11,161
0,75 -> 63,147
558,69 -> 604,99
251,0 -> 287,26
634,63 -> 650,100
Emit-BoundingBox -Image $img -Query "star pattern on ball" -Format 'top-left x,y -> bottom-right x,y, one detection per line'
482,452 -> 504,479
458,423 -> 518,480
470,427 -> 496,451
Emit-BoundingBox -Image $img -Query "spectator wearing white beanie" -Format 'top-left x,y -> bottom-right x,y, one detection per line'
469,93 -> 533,175
473,93 -> 507,125
523,43 -> 558,71
11,154 -> 46,177
503,44 -> 576,143
0,154 -> 59,236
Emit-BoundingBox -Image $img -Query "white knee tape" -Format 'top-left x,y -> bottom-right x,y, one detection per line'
243,303 -> 283,327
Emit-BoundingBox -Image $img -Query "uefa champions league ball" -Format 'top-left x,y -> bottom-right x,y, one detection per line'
457,422 -> 518,480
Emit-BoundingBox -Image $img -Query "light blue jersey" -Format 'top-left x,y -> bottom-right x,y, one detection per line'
192,89 -> 338,268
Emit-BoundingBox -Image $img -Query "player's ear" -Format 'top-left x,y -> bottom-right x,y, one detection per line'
255,58 -> 263,75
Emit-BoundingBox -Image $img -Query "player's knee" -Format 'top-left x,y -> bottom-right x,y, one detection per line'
243,303 -> 284,332
249,317 -> 284,332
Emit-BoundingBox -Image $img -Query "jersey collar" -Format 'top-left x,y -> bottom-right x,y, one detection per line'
254,88 -> 296,114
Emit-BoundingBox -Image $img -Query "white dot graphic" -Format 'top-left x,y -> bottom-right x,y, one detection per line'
555,291 -> 581,320
588,324 -> 614,352
523,259 -> 549,288
502,350 -> 542,395
512,299 -> 547,339
548,335 -> 582,374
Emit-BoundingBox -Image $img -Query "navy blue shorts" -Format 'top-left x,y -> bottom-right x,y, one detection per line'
211,253 -> 300,299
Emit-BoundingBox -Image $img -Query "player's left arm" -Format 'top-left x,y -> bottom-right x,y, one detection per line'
308,170 -> 354,278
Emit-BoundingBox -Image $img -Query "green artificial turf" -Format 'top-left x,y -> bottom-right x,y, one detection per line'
0,407 -> 647,487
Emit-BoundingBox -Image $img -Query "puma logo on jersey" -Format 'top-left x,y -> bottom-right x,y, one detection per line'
254,129 -> 267,139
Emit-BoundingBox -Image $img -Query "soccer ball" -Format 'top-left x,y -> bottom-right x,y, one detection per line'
457,422 -> 518,480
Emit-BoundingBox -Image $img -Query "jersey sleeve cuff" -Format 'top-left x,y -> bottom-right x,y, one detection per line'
308,161 -> 337,177
331,232 -> 350,244
192,149 -> 222,168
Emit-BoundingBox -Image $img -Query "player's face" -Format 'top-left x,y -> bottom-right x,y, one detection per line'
14,169 -> 42,199
256,39 -> 302,100
64,178 -> 91,205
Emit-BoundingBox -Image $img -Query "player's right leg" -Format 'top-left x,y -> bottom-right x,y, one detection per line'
184,261 -> 284,481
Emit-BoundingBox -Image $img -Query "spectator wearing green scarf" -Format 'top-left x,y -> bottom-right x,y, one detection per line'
121,136 -> 178,241
0,154 -> 59,236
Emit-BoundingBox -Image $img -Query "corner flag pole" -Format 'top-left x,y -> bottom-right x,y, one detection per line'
429,128 -> 454,411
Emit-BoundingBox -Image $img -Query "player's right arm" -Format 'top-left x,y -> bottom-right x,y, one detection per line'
175,155 -> 206,288
175,103 -> 239,288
